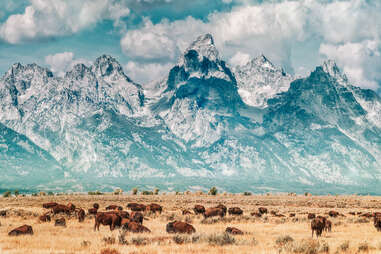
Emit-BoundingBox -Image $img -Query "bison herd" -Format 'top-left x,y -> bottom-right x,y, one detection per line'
5,201 -> 381,240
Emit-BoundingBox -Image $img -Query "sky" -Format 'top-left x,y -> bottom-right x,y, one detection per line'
0,0 -> 380,92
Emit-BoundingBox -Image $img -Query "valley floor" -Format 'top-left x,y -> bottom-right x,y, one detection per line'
1,193 -> 381,254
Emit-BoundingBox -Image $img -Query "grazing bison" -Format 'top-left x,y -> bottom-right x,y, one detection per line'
311,217 -> 326,238
289,213 -> 296,217
67,203 -> 76,212
251,212 -> 262,217
203,208 -> 225,218
349,212 -> 356,216
130,211 -> 144,224
325,220 -> 332,232
226,227 -> 244,235
166,221 -> 196,234
52,204 -> 71,215
374,215 -> 381,231
77,208 -> 85,222
55,218 -> 66,227
193,205 -> 205,215
328,210 -> 339,218
106,205 -> 123,211
258,207 -> 268,214
39,213 -> 51,222
182,209 -> 192,215
43,202 -> 58,209
8,225 -> 33,236
228,207 -> 243,215
146,203 -> 162,214
308,213 -> 316,219
94,213 -> 121,231
88,208 -> 98,215
127,203 -> 146,212
215,204 -> 227,214
93,203 -> 100,209
123,222 -> 151,233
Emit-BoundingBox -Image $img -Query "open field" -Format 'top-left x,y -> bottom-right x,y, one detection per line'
1,193 -> 381,254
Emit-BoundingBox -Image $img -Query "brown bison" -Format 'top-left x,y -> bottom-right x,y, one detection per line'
67,203 -> 76,212
94,213 -> 121,231
182,209 -> 192,215
193,205 -> 205,215
55,218 -> 66,227
349,212 -> 356,216
127,203 -> 146,212
130,211 -> 144,224
328,210 -> 339,217
361,212 -> 373,218
146,203 -> 162,214
258,207 -> 268,214
166,221 -> 196,234
203,207 -> 225,218
251,212 -> 262,217
121,218 -> 131,227
88,208 -> 98,215
325,220 -> 332,232
308,213 -> 316,219
311,217 -> 326,238
52,204 -> 71,215
77,208 -> 85,222
228,207 -> 243,215
106,205 -> 123,211
39,213 -> 51,222
42,202 -> 58,209
8,225 -> 33,236
226,227 -> 244,235
289,213 -> 296,217
215,204 -> 227,214
374,215 -> 381,232
93,203 -> 100,209
104,210 -> 129,219
123,221 -> 151,233
0,210 -> 6,216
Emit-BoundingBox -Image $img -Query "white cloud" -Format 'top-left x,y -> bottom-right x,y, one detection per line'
124,61 -> 172,84
45,52 -> 92,77
119,0 -> 381,90
0,0 -> 130,44
229,51 -> 251,66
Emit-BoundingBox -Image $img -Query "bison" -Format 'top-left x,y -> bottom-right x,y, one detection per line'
42,202 -> 58,209
127,203 -> 146,212
0,210 -> 6,217
289,213 -> 296,217
39,213 -> 51,222
130,211 -> 144,224
55,218 -> 66,227
67,203 -> 76,212
88,208 -> 98,215
182,209 -> 192,215
374,215 -> 381,232
166,221 -> 196,234
193,205 -> 205,215
325,220 -> 332,232
93,203 -> 100,209
226,227 -> 244,235
94,213 -> 121,231
228,207 -> 243,215
8,225 -> 33,236
121,218 -> 131,227
308,213 -> 316,219
77,208 -> 85,222
52,204 -> 71,215
328,210 -> 339,218
203,208 -> 225,219
311,217 -> 326,238
146,203 -> 162,214
106,205 -> 123,211
215,204 -> 227,214
123,222 -> 151,233
258,207 -> 268,214
251,212 -> 262,217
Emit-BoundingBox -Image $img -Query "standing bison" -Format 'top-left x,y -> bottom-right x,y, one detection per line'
311,217 -> 326,238
215,204 -> 227,214
258,207 -> 268,214
146,203 -> 162,214
43,202 -> 58,209
127,203 -> 146,212
77,208 -> 85,222
94,213 -> 121,231
166,221 -> 196,234
8,225 -> 33,236
203,208 -> 225,218
374,214 -> 381,232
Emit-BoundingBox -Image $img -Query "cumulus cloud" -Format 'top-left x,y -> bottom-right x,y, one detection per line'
45,52 -> 92,77
124,61 -> 172,84
119,0 -> 381,90
0,0 -> 130,44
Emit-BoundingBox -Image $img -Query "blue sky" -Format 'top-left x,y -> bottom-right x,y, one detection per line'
0,0 -> 380,92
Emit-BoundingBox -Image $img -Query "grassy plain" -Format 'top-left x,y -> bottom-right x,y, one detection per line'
1,193 -> 381,254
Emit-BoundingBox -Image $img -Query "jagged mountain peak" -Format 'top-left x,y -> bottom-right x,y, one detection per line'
3,62 -> 53,81
65,63 -> 92,80
179,34 -> 220,65
321,59 -> 348,85
91,54 -> 129,81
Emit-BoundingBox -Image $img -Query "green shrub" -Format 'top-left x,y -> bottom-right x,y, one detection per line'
132,188 -> 138,195
154,188 -> 159,195
14,190 -> 19,196
142,190 -> 153,195
31,193 -> 38,196
243,191 -> 252,196
208,187 -> 218,196
275,235 -> 294,246
48,191 -> 54,196
2,191 -> 11,198
88,190 -> 103,195
207,233 -> 235,246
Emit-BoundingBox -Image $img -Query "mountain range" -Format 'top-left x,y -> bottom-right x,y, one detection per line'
1,34 -> 381,194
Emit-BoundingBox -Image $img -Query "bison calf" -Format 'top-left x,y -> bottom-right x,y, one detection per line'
8,225 -> 33,236
55,218 -> 66,227
123,221 -> 151,233
228,207 -> 243,215
226,227 -> 244,235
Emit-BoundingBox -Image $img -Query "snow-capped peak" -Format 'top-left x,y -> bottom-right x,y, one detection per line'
321,59 -> 348,85
3,63 -> 53,81
180,34 -> 219,64
91,54 -> 127,80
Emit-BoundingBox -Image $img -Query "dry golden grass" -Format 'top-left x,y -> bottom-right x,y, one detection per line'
1,193 -> 381,254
